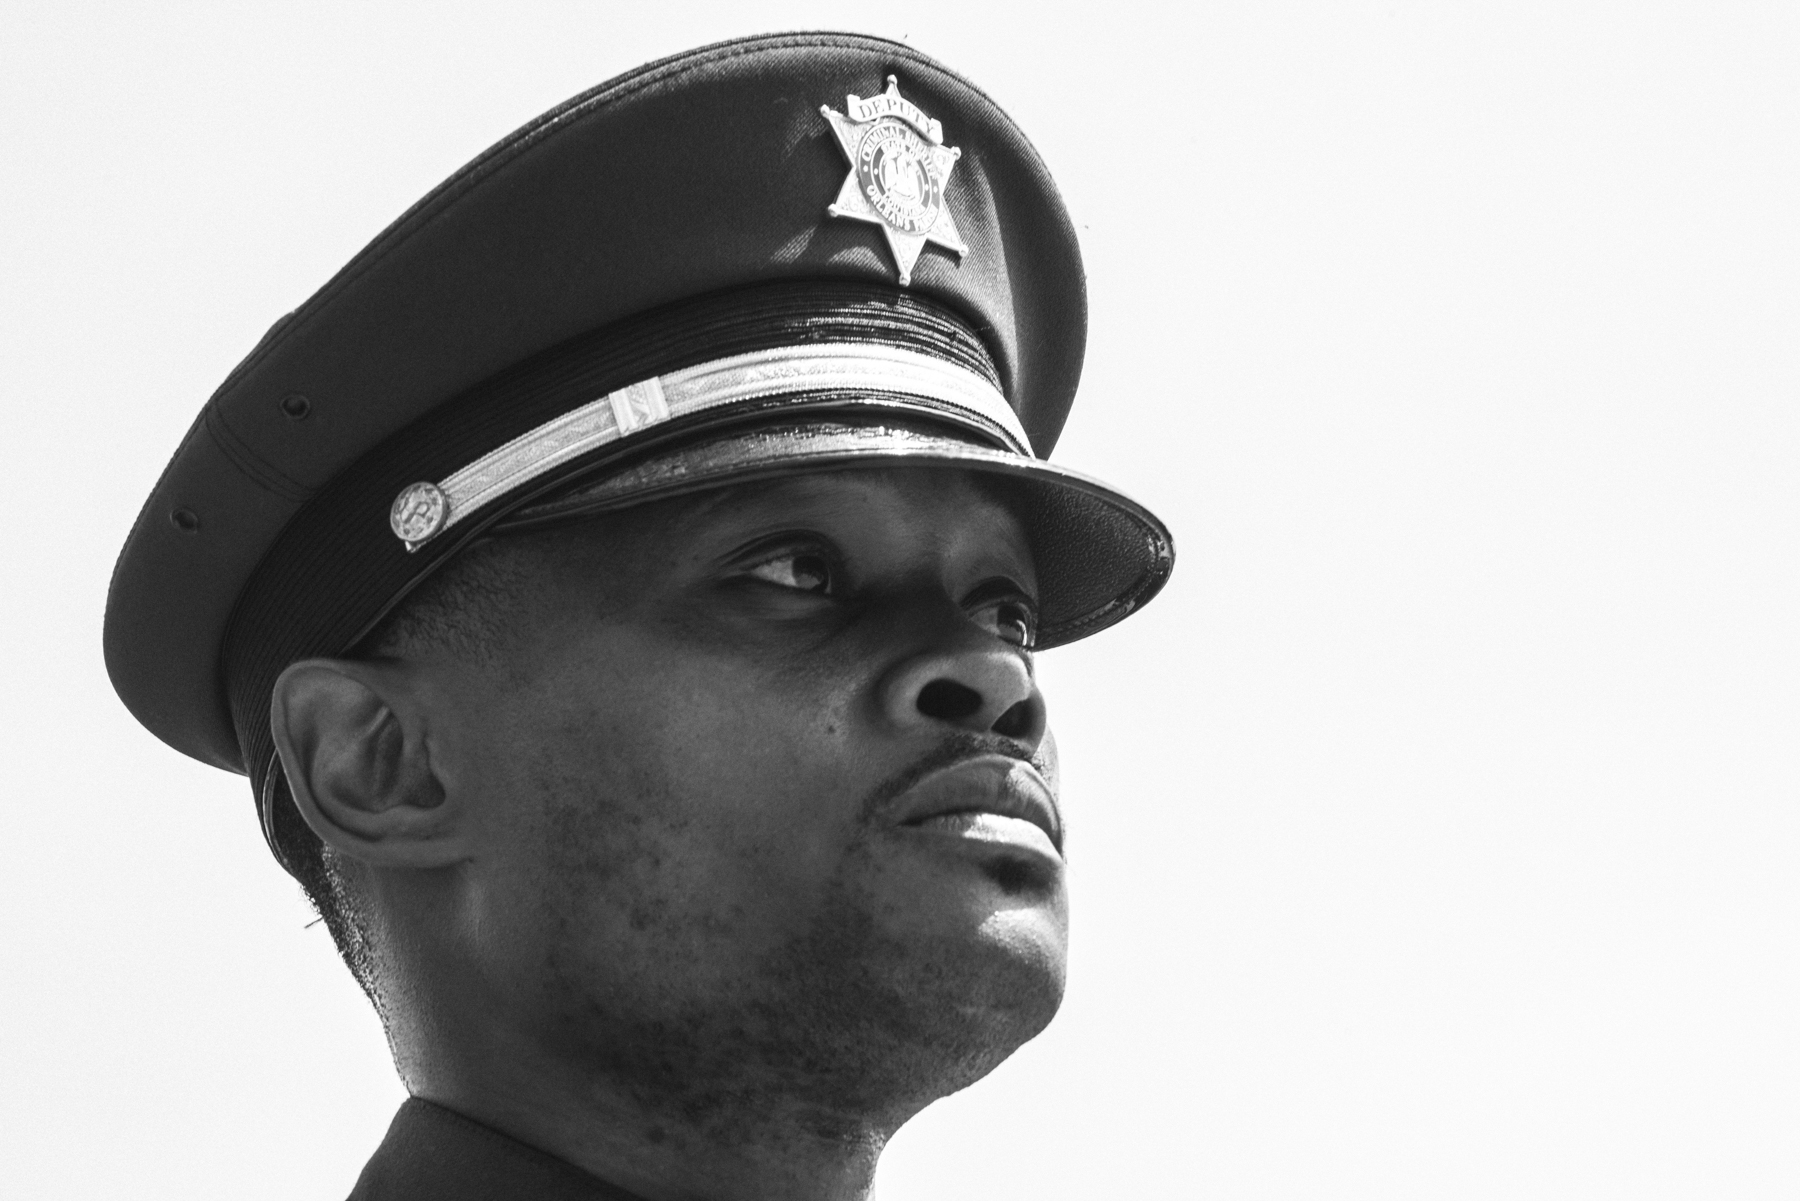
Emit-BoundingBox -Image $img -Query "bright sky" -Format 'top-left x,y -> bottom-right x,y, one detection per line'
3,3 -> 1796,1198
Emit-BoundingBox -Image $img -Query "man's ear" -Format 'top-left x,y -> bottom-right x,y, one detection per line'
270,659 -> 467,869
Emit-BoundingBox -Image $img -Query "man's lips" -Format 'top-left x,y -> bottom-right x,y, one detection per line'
884,753 -> 1062,859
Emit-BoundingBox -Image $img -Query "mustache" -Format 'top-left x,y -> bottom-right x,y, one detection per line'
858,732 -> 1049,823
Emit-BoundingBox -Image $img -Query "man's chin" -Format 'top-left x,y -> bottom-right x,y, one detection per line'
861,851 -> 1068,1060
885,909 -> 1067,1113
755,854 -> 1066,1118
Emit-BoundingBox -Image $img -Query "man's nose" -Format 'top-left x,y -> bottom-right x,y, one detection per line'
879,640 -> 1047,750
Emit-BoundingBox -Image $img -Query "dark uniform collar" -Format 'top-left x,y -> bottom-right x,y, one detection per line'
347,1098 -> 648,1201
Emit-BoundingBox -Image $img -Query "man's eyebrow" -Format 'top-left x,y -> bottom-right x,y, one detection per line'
677,476 -> 824,523
674,477 -> 877,540
634,481 -> 781,544
960,576 -> 1040,608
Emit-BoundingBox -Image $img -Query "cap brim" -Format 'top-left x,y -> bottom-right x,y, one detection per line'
497,416 -> 1174,648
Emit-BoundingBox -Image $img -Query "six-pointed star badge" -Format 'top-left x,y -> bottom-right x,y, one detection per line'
820,77 -> 969,286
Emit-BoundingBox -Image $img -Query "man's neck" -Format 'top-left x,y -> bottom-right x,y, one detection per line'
404,1043 -> 891,1201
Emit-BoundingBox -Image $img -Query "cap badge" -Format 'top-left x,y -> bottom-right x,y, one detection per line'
820,77 -> 968,286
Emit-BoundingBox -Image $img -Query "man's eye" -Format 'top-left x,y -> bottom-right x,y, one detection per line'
745,550 -> 836,594
973,598 -> 1037,649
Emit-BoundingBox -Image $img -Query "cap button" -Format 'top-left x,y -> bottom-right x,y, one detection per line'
389,482 -> 448,551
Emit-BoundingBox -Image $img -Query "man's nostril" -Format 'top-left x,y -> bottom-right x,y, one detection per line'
991,699 -> 1036,739
917,679 -> 983,722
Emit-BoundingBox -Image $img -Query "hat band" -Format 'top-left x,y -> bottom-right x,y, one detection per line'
387,341 -> 1029,551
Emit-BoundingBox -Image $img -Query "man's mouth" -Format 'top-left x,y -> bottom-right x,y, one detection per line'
884,753 -> 1063,861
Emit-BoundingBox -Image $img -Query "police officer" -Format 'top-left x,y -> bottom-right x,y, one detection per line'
105,32 -> 1173,1200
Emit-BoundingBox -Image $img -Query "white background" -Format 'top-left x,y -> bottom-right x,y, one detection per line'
3,2 -> 1796,1197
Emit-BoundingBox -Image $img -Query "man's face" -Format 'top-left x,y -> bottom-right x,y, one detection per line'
408,467 -> 1066,1130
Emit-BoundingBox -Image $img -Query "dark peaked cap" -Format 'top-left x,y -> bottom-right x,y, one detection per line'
105,33 -> 1175,808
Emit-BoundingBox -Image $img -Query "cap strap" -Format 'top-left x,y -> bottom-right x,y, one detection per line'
387,342 -> 1027,551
